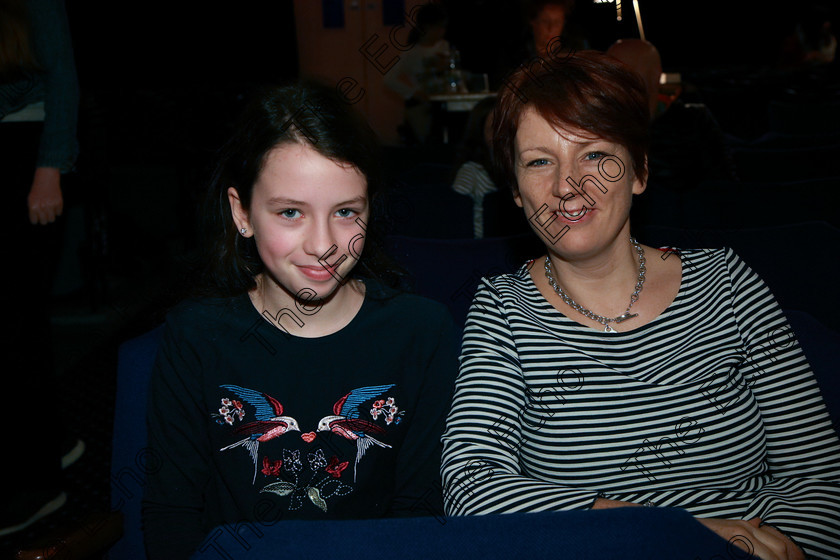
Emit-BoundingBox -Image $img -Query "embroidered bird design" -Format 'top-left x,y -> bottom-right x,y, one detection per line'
219,384 -> 300,483
317,384 -> 395,481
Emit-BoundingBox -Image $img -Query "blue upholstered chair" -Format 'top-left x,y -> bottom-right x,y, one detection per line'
385,234 -> 543,331
636,222 -> 840,329
107,325 -> 165,559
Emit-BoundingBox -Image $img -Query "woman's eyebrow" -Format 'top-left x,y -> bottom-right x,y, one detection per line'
518,145 -> 554,154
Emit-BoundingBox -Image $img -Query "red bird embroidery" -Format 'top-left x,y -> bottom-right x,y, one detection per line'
317,384 -> 395,481
219,384 -> 300,483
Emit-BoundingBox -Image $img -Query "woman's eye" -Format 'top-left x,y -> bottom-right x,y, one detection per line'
280,209 -> 301,219
336,208 -> 357,218
526,158 -> 550,167
585,151 -> 607,161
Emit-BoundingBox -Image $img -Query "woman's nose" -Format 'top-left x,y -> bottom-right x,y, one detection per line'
556,163 -> 609,210
551,162 -> 579,199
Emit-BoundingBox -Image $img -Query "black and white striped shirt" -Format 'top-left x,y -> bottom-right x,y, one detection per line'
441,247 -> 840,559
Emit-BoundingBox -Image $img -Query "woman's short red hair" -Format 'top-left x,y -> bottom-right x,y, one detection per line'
490,49 -> 650,192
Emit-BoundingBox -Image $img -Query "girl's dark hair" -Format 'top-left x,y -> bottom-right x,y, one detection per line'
491,49 -> 649,193
198,79 -> 406,298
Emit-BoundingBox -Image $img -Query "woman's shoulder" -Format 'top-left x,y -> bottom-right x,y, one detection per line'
479,261 -> 538,292
464,262 -> 540,312
651,245 -> 730,269
653,246 -> 763,292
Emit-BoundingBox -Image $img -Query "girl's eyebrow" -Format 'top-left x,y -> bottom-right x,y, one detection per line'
335,196 -> 368,207
265,196 -> 368,207
266,197 -> 307,206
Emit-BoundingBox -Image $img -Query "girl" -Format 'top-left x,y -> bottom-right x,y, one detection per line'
142,82 -> 459,559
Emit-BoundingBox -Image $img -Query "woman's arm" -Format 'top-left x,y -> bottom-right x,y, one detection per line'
724,248 -> 840,559
441,280 -> 602,516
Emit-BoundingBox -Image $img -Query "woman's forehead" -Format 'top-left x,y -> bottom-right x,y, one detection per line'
516,107 -> 612,146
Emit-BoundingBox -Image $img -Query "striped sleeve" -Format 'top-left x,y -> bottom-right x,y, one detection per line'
724,248 -> 840,558
440,279 -> 600,515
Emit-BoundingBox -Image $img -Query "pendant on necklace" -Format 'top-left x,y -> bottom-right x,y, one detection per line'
604,324 -> 617,333
614,312 -> 638,323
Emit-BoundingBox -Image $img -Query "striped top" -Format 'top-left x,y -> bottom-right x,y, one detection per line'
441,247 -> 840,559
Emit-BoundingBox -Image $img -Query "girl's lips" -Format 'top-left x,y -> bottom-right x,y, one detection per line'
297,264 -> 336,282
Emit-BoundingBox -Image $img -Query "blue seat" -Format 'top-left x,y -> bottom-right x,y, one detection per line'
386,233 -> 543,331
107,325 -> 164,559
190,507 -> 753,559
381,163 -> 474,239
767,99 -> 840,136
634,179 -> 840,230
637,221 -> 840,329
785,309 -> 840,431
730,144 -> 840,182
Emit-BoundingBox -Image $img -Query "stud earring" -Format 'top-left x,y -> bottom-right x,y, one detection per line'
240,228 -> 247,234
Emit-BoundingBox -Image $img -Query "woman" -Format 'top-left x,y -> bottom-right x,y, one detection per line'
440,50 -> 840,560
142,82 -> 458,559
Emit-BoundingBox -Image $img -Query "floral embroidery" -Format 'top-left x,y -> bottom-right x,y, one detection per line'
214,397 -> 246,425
325,455 -> 349,478
283,449 -> 303,473
261,456 -> 283,477
369,396 -> 404,425
261,447 -> 353,512
308,449 -> 327,470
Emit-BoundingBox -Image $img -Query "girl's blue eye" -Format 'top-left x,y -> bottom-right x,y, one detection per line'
280,209 -> 301,219
336,208 -> 356,218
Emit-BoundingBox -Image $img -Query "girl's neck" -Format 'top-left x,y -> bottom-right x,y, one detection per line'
250,275 -> 366,339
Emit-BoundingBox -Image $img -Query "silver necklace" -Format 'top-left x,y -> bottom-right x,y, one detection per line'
544,238 -> 646,333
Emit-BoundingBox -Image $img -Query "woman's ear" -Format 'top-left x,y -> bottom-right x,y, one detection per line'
512,186 -> 523,208
632,156 -> 648,195
228,187 -> 253,237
